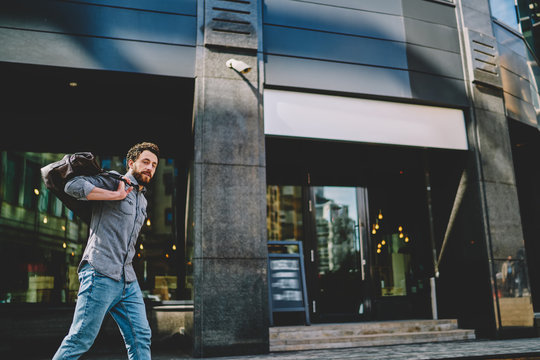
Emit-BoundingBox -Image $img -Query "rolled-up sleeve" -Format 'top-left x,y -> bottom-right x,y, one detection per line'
64,177 -> 96,200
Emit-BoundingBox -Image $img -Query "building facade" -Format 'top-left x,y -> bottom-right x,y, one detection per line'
1,0 -> 540,357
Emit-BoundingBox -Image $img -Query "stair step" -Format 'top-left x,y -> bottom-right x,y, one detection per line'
269,320 -> 476,352
270,319 -> 458,340
270,329 -> 476,352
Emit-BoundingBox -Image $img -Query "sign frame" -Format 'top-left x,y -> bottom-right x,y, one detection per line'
267,240 -> 310,326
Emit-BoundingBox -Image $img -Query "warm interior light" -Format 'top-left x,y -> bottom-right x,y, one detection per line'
34,188 -> 40,196
405,236 -> 410,243
139,244 -> 144,250
378,210 -> 383,220
165,253 -> 170,258
381,240 -> 386,245
399,233 -> 404,238
146,219 -> 151,226
376,248 -> 382,254
43,216 -> 48,224
377,243 -> 382,249
375,222 -> 379,230
71,252 -> 75,257
62,242 -> 67,249
172,244 -> 177,251
398,226 -> 403,232
69,81 -> 78,87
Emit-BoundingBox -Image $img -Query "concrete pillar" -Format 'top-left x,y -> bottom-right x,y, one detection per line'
445,0 -> 533,335
189,0 -> 269,356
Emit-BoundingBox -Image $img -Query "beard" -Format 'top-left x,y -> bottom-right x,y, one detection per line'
132,166 -> 153,186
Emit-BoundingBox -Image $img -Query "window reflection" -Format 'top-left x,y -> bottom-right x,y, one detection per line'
495,249 -> 533,326
0,151 -> 187,304
266,185 -> 303,242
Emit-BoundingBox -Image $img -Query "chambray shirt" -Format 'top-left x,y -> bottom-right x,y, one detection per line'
64,172 -> 147,282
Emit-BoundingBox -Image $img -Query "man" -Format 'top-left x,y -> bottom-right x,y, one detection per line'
53,142 -> 159,360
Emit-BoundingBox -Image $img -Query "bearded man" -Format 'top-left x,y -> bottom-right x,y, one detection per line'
53,142 -> 159,360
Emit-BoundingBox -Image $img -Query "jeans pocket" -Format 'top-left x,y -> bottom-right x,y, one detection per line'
77,264 -> 95,296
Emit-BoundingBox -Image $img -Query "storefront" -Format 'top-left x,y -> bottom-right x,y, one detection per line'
0,62 -> 195,353
264,89 -> 469,324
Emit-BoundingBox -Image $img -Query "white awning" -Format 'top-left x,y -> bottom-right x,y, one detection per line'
264,89 -> 468,150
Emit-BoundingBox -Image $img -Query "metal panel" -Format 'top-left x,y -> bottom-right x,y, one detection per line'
204,0 -> 258,50
264,89 -> 468,150
0,0 -> 197,46
409,71 -> 468,107
493,22 -> 528,55
406,43 -> 464,79
285,0 -> 403,15
498,43 -> 530,80
265,55 -> 411,99
504,92 -> 538,126
500,67 -> 533,104
71,0 -> 197,14
0,28 -> 196,77
463,28 -> 502,89
402,0 -> 457,28
404,17 -> 460,53
263,25 -> 407,69
263,0 -> 406,43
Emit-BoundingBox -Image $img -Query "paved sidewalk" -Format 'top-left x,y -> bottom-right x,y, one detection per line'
21,338 -> 540,360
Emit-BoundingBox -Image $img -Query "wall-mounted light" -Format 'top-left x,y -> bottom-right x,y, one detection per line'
226,58 -> 252,74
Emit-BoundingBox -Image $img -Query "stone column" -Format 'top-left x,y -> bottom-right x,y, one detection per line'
446,0 -> 533,335
189,0 -> 269,357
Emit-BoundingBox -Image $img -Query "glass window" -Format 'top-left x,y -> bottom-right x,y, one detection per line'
266,185 -> 304,242
490,0 -> 521,31
0,151 -> 188,304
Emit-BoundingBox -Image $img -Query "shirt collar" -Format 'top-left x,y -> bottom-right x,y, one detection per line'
125,172 -> 146,193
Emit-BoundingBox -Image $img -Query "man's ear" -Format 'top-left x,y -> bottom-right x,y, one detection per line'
128,159 -> 134,170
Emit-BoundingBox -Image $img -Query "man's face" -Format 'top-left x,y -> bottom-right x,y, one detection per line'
129,150 -> 158,185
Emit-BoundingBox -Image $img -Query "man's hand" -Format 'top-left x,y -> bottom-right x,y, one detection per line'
86,177 -> 133,201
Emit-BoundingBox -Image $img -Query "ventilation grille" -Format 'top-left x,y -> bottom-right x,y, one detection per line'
467,29 -> 502,88
205,0 -> 258,50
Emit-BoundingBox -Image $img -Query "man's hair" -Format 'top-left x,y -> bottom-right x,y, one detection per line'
126,142 -> 160,170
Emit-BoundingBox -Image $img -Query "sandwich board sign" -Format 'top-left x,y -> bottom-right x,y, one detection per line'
267,241 -> 310,326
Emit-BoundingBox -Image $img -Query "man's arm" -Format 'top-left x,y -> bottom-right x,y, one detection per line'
65,175 -> 132,201
86,180 -> 133,200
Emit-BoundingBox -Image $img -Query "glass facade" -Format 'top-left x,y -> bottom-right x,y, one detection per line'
490,0 -> 520,31
266,180 -> 432,321
0,151 -> 190,304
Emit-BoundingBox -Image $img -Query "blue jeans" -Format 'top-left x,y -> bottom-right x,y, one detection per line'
53,263 -> 151,360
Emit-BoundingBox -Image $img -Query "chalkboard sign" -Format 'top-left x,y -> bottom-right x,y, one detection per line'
267,241 -> 310,326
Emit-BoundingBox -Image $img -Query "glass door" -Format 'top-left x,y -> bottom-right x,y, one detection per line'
308,186 -> 370,322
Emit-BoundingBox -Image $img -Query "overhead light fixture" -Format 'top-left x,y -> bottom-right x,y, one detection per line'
68,81 -> 78,87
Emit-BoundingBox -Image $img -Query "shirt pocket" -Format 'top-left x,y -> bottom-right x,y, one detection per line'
118,197 -> 135,215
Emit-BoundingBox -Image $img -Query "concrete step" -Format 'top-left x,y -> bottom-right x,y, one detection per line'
270,319 -> 458,340
270,320 -> 476,352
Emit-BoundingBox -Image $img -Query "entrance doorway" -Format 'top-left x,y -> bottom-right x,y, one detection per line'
267,181 -> 434,323
264,137 -> 457,324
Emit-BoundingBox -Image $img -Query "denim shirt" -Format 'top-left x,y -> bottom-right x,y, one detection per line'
64,172 -> 147,282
